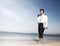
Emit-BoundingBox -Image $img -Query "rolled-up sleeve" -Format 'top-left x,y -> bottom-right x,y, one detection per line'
44,16 -> 48,28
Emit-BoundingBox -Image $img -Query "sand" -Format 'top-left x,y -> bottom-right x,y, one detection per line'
0,33 -> 60,46
0,39 -> 60,46
34,42 -> 60,46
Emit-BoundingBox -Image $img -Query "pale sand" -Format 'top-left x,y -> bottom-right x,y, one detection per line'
0,39 -> 60,46
34,42 -> 60,46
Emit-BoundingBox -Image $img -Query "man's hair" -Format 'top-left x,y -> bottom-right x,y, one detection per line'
40,9 -> 44,13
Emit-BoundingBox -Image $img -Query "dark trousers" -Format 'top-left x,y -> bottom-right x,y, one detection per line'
38,23 -> 44,38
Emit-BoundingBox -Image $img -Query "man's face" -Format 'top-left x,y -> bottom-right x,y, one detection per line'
40,10 -> 44,15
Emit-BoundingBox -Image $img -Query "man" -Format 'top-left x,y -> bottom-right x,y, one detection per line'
37,9 -> 48,43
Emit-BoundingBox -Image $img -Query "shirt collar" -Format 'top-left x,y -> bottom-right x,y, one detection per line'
39,14 -> 44,16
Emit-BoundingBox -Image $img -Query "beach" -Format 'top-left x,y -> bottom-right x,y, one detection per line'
0,32 -> 60,46
0,39 -> 60,46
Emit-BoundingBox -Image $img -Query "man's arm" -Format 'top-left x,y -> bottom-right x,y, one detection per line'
44,16 -> 48,29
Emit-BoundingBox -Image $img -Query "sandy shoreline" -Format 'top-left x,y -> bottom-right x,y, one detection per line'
0,39 -> 60,46
34,42 -> 60,46
0,32 -> 60,46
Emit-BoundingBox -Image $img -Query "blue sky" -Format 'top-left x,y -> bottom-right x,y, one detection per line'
32,0 -> 60,23
0,0 -> 60,34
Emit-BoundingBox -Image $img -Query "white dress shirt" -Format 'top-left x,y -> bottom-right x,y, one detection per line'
37,14 -> 48,28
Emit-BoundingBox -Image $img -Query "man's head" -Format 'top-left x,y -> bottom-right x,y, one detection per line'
40,9 -> 44,15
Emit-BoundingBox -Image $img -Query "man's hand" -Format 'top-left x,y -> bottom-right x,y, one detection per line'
44,27 -> 48,29
45,27 -> 48,29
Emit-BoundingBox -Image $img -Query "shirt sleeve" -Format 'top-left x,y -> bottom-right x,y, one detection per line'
44,16 -> 48,28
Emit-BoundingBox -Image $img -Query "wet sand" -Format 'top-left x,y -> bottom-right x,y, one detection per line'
0,39 -> 60,46
0,32 -> 60,46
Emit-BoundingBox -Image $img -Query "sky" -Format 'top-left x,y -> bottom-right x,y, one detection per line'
0,0 -> 60,34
